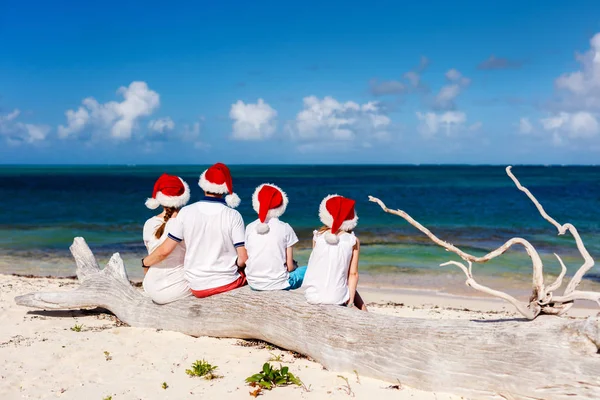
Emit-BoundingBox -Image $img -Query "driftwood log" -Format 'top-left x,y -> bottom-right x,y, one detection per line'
369,166 -> 599,319
14,238 -> 600,399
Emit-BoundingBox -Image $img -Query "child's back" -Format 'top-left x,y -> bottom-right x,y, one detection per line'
245,183 -> 304,291
303,229 -> 356,305
301,194 -> 366,310
246,217 -> 298,290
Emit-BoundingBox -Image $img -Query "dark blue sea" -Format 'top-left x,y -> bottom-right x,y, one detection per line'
1,165 -> 599,293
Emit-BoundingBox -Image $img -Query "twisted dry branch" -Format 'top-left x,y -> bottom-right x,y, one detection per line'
368,166 -> 599,319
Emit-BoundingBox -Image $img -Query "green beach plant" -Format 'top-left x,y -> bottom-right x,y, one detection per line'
185,360 -> 220,380
70,324 -> 83,332
268,352 -> 283,362
245,362 -> 302,390
337,375 -> 354,396
161,382 -> 168,389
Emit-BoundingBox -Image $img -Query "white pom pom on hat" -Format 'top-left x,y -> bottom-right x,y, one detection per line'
256,223 -> 270,234
324,231 -> 341,244
145,197 -> 161,210
225,193 -> 241,208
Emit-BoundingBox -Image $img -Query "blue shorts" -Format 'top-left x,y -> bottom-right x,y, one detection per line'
285,266 -> 307,290
249,265 -> 307,291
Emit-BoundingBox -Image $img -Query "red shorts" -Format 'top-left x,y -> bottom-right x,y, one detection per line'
191,272 -> 247,298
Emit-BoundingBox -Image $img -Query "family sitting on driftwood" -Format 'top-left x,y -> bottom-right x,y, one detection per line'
141,162 -> 367,311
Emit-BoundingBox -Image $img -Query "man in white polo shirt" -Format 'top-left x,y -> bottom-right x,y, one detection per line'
142,163 -> 248,298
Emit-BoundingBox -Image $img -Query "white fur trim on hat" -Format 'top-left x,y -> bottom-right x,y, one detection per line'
225,193 -> 241,208
145,179 -> 191,210
318,194 -> 359,232
198,170 -> 229,194
252,183 -> 289,220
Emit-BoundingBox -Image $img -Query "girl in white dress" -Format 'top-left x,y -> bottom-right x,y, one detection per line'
142,174 -> 191,304
301,194 -> 367,311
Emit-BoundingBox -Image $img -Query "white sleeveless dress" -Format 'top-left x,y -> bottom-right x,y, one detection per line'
142,216 -> 191,304
302,230 -> 357,305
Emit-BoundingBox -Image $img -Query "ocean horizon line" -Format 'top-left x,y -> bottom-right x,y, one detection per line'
1,163 -> 599,168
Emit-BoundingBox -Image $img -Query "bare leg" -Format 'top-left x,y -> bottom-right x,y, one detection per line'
354,291 -> 368,311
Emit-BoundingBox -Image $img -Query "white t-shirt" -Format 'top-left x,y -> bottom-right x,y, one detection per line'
168,197 -> 246,291
245,218 -> 299,290
302,230 -> 357,305
142,216 -> 190,304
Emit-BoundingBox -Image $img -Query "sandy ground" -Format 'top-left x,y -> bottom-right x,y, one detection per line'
1,275 -> 598,400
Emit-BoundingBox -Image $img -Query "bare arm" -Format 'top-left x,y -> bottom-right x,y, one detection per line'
236,246 -> 248,269
143,238 -> 178,269
346,238 -> 360,307
286,246 -> 296,272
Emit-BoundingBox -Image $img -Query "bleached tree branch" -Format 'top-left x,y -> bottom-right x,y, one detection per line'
369,166 -> 598,319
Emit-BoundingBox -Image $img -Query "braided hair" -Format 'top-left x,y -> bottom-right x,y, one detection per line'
155,207 -> 177,239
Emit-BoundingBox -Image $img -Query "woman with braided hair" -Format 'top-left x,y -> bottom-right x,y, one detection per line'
142,174 -> 192,304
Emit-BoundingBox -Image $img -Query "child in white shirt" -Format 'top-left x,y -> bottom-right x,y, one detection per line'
245,184 -> 306,290
301,194 -> 367,310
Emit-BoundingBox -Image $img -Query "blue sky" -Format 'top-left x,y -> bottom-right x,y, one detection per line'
2,0 -> 600,164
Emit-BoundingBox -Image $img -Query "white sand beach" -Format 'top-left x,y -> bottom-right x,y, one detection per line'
1,275 -> 598,400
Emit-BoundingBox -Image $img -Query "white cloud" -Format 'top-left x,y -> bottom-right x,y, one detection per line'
403,71 -> 420,87
148,117 -> 175,133
434,69 -> 470,110
540,111 -> 599,140
182,121 -> 201,139
536,33 -> 600,145
369,56 -> 429,96
180,120 -> 209,149
518,117 -> 534,134
59,107 -> 89,139
369,79 -> 406,96
0,109 -> 20,124
445,69 -> 471,85
555,33 -> 600,103
0,109 -> 50,143
477,55 -> 524,70
415,68 -> 477,139
289,96 -> 391,143
58,81 -> 160,140
550,33 -> 600,112
416,111 -> 469,137
435,84 -> 461,108
469,121 -> 483,132
19,123 -> 50,142
229,99 -> 277,140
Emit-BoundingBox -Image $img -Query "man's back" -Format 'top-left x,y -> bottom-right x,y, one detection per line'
168,197 -> 245,291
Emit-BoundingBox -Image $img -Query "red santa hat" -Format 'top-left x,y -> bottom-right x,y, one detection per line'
145,173 -> 191,210
198,162 -> 241,208
319,194 -> 358,244
252,183 -> 289,234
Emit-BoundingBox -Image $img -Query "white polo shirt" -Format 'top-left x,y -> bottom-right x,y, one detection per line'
302,230 -> 356,305
167,197 -> 246,291
245,218 -> 299,290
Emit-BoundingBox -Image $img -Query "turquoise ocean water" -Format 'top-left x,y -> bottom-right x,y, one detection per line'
1,165 -> 599,292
